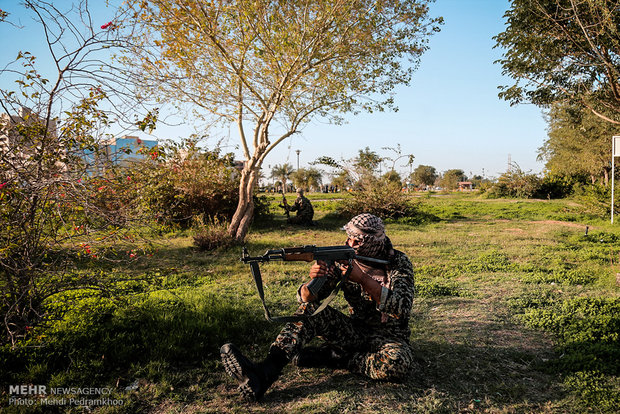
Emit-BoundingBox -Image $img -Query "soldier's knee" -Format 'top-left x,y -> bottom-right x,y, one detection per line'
296,302 -> 320,315
371,343 -> 414,381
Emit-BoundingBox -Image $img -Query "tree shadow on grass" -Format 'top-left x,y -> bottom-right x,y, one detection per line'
232,313 -> 566,413
251,213 -> 347,233
1,293 -> 276,389
242,338 -> 565,413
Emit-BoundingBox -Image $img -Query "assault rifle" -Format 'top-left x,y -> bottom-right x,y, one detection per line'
280,190 -> 290,219
241,245 -> 388,322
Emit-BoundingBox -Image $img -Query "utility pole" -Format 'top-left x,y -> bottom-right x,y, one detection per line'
296,149 -> 300,170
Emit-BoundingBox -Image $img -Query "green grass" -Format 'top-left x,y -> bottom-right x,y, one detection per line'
1,193 -> 619,413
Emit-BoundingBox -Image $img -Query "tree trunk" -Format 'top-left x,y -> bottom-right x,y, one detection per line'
228,164 -> 259,242
604,168 -> 610,187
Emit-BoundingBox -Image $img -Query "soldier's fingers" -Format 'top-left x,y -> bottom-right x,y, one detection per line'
315,260 -> 329,269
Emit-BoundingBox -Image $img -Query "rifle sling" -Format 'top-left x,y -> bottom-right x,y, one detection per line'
249,260 -> 352,323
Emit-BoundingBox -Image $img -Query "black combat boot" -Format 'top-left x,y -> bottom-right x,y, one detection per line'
220,343 -> 288,401
292,344 -> 348,369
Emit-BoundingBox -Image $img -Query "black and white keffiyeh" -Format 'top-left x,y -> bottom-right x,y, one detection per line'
343,213 -> 391,259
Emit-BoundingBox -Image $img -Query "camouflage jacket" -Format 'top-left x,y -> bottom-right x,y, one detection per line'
298,249 -> 415,339
289,195 -> 314,220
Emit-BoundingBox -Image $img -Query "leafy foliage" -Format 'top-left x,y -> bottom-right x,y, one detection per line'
125,0 -> 442,241
270,163 -> 294,192
484,164 -> 544,198
438,169 -> 465,190
494,0 -> 620,125
0,0 -> 165,347
337,179 -> 419,219
410,164 -> 438,187
136,139 -> 240,228
539,103 -> 620,185
290,167 -> 323,192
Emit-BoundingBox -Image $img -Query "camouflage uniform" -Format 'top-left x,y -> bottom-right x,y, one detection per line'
220,214 -> 415,401
287,194 -> 314,225
270,249 -> 415,381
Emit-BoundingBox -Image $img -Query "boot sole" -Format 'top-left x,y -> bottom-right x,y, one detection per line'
220,344 -> 259,401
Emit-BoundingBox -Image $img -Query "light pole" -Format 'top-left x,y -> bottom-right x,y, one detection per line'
296,149 -> 300,170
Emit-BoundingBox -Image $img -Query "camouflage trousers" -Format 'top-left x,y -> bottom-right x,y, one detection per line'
270,302 -> 414,381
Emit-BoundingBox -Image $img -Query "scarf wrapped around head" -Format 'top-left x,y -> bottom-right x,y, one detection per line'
343,213 -> 392,259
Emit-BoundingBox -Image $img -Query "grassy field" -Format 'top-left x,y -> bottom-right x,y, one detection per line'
2,193 -> 619,413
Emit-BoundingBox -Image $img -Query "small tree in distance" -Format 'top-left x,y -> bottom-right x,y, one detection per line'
411,164 -> 438,188
439,169 -> 466,190
270,163 -> 294,192
291,167 -> 323,192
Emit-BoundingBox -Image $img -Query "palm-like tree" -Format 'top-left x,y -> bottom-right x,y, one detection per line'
270,163 -> 294,192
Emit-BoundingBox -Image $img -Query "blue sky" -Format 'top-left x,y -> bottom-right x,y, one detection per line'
0,0 -> 548,180
279,0 -> 548,180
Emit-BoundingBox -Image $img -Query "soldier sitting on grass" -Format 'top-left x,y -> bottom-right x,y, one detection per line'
221,213 -> 416,401
279,188 -> 314,226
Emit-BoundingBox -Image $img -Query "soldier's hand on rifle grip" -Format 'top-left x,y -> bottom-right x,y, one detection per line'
309,260 -> 329,279
300,260 -> 328,302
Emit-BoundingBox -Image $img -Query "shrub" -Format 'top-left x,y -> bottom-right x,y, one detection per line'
572,184 -> 616,217
193,217 -> 235,251
337,179 -> 420,219
485,166 -> 543,199
0,94 -> 144,345
136,139 -> 240,228
537,173 -> 575,198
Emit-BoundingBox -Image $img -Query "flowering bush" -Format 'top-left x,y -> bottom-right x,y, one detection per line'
134,139 -> 241,229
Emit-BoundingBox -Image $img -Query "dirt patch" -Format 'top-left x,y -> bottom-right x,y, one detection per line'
531,220 -> 590,229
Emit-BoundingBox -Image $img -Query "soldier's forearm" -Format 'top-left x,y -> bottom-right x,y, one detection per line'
358,274 -> 383,304
300,284 -> 317,302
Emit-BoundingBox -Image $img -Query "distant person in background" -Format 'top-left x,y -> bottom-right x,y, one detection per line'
280,188 -> 314,225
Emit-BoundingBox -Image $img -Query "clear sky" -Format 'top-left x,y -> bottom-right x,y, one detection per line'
0,0 -> 548,180
279,0 -> 548,180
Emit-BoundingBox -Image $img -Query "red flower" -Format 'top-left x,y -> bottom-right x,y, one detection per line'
0,182 -> 6,190
101,21 -> 113,29
136,138 -> 143,145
